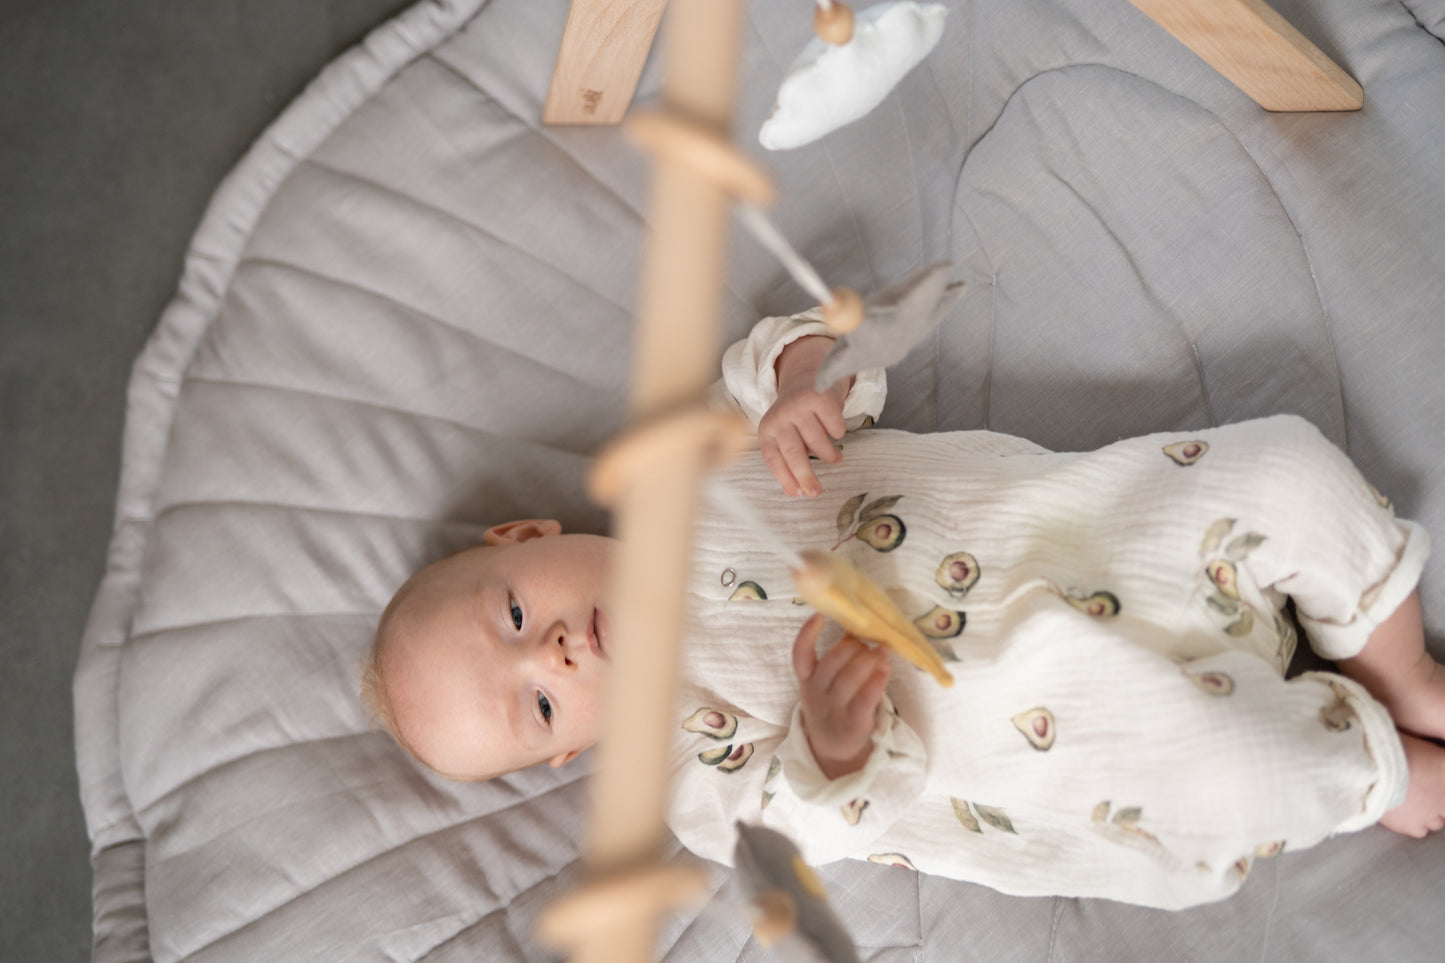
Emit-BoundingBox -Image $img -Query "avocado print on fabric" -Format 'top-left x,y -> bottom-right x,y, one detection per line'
728,580 -> 768,601
698,743 -> 754,772
910,606 -> 965,661
683,707 -> 754,772
1038,578 -> 1120,617
1091,801 -> 1165,852
1319,680 -> 1357,732
1196,518 -> 1269,638
934,552 -> 980,598
832,492 -> 906,551
761,756 -> 782,811
1163,439 -> 1209,466
867,853 -> 917,870
1012,707 -> 1056,750
951,797 -> 1017,834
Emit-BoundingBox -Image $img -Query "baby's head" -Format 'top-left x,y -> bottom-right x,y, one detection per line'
363,519 -> 616,781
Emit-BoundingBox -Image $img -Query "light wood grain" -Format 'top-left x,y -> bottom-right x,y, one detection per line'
1128,0 -> 1362,111
543,0 -> 669,125
540,1 -> 747,961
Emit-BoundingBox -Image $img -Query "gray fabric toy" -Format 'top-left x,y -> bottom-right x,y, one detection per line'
815,260 -> 965,390
732,821 -> 862,963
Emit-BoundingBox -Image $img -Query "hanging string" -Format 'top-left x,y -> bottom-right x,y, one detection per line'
736,202 -> 835,308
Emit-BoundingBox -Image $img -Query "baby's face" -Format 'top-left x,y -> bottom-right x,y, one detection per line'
377,523 -> 616,780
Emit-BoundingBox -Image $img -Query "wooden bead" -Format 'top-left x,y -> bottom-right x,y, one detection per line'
813,2 -> 855,45
625,111 -> 776,207
820,287 -> 863,334
589,407 -> 753,506
536,862 -> 709,951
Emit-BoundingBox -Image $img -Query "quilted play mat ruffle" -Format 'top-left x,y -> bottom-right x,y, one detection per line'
77,0 -> 1445,959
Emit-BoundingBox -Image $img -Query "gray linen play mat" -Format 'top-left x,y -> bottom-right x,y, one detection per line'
75,0 -> 1445,959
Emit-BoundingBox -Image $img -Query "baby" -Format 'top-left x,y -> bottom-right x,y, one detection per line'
365,311 -> 1445,909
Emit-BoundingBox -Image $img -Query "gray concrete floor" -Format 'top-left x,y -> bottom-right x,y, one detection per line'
1,2 -> 413,958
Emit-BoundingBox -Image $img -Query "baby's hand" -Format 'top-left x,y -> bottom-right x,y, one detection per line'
792,614 -> 890,780
759,335 -> 850,496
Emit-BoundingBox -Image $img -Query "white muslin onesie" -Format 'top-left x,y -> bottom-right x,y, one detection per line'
667,313 -> 1426,909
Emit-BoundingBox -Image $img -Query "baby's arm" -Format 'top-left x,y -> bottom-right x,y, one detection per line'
713,310 -> 887,493
759,336 -> 852,497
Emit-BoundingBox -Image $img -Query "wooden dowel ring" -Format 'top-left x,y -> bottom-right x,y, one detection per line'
625,111 -> 777,207
590,406 -> 753,506
536,861 -> 710,951
820,286 -> 863,334
814,2 -> 854,45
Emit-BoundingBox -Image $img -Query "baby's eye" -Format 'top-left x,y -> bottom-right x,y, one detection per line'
509,595 -> 524,631
537,692 -> 553,724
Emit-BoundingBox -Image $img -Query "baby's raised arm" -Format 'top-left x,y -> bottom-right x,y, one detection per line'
759,335 -> 853,496
713,309 -> 888,494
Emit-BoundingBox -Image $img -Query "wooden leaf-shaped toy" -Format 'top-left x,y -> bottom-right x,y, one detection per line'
792,550 -> 954,686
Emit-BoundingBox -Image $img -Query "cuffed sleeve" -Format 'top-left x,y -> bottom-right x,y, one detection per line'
667,693 -> 927,868
713,310 -> 886,430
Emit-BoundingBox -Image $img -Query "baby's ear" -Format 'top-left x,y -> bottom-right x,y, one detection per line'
483,519 -> 563,546
548,748 -> 585,769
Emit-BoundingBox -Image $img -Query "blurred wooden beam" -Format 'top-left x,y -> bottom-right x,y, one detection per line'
544,0 -> 669,124
1128,0 -> 1363,110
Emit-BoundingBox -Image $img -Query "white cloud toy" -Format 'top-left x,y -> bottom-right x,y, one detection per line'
759,1 -> 948,151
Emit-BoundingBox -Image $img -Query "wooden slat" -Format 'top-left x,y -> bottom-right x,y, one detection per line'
538,1 -> 746,961
1128,0 -> 1362,111
543,0 -> 669,125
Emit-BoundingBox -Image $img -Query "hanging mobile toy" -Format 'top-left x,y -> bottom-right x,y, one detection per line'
759,1 -> 948,151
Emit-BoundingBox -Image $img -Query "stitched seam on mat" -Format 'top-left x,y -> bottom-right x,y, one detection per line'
420,50 -> 764,323
127,610 -> 378,649
177,772 -> 589,960
299,156 -> 636,318
154,759 -> 588,868
1044,897 -> 1065,962
148,495 -> 495,539
422,50 -> 646,227
132,732 -> 379,821
233,257 -> 624,389
955,62 -> 1342,439
174,374 -> 598,453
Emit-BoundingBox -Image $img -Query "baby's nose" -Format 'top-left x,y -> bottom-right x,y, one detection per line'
549,627 -> 576,668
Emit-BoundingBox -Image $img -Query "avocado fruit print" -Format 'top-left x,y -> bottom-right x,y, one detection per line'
833,492 -> 906,552
1065,590 -> 1120,617
1185,670 -> 1235,696
1012,707 -> 1056,751
682,707 -> 739,739
699,743 -> 754,771
912,605 -> 965,639
858,515 -> 906,551
934,552 -> 980,598
1197,518 -> 1268,638
868,853 -> 917,870
728,580 -> 767,601
1163,440 -> 1209,465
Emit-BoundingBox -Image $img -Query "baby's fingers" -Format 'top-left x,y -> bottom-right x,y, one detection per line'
797,413 -> 843,466
792,613 -> 825,682
829,644 -> 888,706
761,433 -> 806,496
848,659 -> 891,719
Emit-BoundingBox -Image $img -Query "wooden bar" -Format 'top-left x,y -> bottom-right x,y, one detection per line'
1128,0 -> 1363,111
538,1 -> 746,960
543,0 -> 669,125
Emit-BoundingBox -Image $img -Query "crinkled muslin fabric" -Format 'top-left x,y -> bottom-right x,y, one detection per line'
76,0 -> 1445,960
